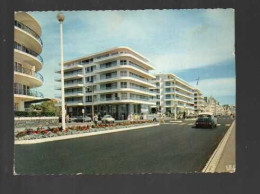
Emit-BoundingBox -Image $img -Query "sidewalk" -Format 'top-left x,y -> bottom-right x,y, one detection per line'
202,121 -> 236,173
215,122 -> 236,173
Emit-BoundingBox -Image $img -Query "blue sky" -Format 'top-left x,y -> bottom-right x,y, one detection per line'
29,9 -> 235,105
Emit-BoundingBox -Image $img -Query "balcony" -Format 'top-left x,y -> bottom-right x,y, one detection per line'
65,92 -> 84,97
63,72 -> 83,80
65,101 -> 84,106
14,20 -> 43,47
14,88 -> 43,98
93,50 -> 151,69
55,64 -> 83,73
14,42 -> 43,64
63,82 -> 83,89
14,65 -> 44,83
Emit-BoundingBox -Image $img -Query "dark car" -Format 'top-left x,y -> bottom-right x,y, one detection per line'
195,114 -> 217,128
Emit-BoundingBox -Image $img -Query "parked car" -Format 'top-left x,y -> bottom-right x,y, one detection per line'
146,114 -> 160,122
73,116 -> 92,123
195,112 -> 218,128
101,115 -> 115,123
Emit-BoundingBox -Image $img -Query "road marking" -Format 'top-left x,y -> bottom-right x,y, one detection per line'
217,124 -> 221,126
188,123 -> 193,126
179,123 -> 186,125
225,124 -> 231,127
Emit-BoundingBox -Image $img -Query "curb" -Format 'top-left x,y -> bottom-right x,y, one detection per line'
202,120 -> 235,173
15,123 -> 160,145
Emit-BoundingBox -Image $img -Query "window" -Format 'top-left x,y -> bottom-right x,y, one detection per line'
120,60 -> 127,65
165,82 -> 171,86
166,101 -> 171,106
85,76 -> 93,83
120,71 -> 127,76
121,82 -> 127,88
165,88 -> 171,92
121,93 -> 127,99
85,96 -> 92,102
166,94 -> 171,99
156,83 -> 160,87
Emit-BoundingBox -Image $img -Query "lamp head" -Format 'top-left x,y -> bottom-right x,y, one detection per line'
57,13 -> 65,22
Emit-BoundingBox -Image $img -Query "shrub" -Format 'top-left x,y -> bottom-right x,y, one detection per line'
15,111 -> 56,117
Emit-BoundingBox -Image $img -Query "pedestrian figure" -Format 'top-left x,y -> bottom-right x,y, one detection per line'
183,111 -> 186,120
94,114 -> 98,125
66,114 -> 70,123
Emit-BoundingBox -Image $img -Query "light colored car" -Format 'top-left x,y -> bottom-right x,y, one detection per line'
195,112 -> 218,128
101,115 -> 115,123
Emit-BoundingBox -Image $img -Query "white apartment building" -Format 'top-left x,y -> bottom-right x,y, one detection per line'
14,12 -> 44,111
56,47 -> 156,119
150,73 -> 195,115
194,88 -> 206,114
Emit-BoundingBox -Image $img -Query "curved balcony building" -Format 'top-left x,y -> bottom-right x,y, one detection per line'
14,12 -> 44,111
56,47 -> 156,119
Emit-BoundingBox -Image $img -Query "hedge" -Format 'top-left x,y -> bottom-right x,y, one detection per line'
15,111 -> 56,117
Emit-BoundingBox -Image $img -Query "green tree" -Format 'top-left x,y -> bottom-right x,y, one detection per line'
40,100 -> 61,116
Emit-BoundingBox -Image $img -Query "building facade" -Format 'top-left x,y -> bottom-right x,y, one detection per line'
204,96 -> 218,114
194,88 -> 206,114
56,47 -> 156,119
150,74 -> 195,115
14,12 -> 44,111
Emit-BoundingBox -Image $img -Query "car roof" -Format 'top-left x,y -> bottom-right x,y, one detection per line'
198,112 -> 214,116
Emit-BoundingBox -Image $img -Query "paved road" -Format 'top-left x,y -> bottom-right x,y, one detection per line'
14,116 -> 234,174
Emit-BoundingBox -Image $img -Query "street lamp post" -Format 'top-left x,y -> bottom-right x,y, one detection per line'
174,101 -> 177,120
82,108 -> 85,123
91,85 -> 94,121
57,13 -> 66,130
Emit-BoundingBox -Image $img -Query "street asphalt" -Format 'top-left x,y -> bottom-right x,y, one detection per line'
14,116 -> 234,175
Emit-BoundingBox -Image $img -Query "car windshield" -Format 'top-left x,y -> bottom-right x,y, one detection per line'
104,115 -> 111,118
197,117 -> 211,122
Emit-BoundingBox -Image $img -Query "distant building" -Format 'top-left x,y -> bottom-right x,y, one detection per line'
14,12 -> 44,111
150,73 -> 195,115
204,96 -> 218,114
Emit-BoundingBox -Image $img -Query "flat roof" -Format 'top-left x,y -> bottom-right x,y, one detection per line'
64,46 -> 150,64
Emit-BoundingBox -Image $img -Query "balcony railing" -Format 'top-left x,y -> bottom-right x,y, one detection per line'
65,91 -> 83,96
65,100 -> 84,104
64,82 -> 83,87
14,20 -> 43,47
129,73 -> 149,82
99,85 -> 118,91
96,96 -> 151,102
128,62 -> 148,72
14,88 -> 43,98
100,74 -> 117,80
14,42 -> 43,63
129,85 -> 151,93
14,65 -> 44,82
64,72 -> 83,78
